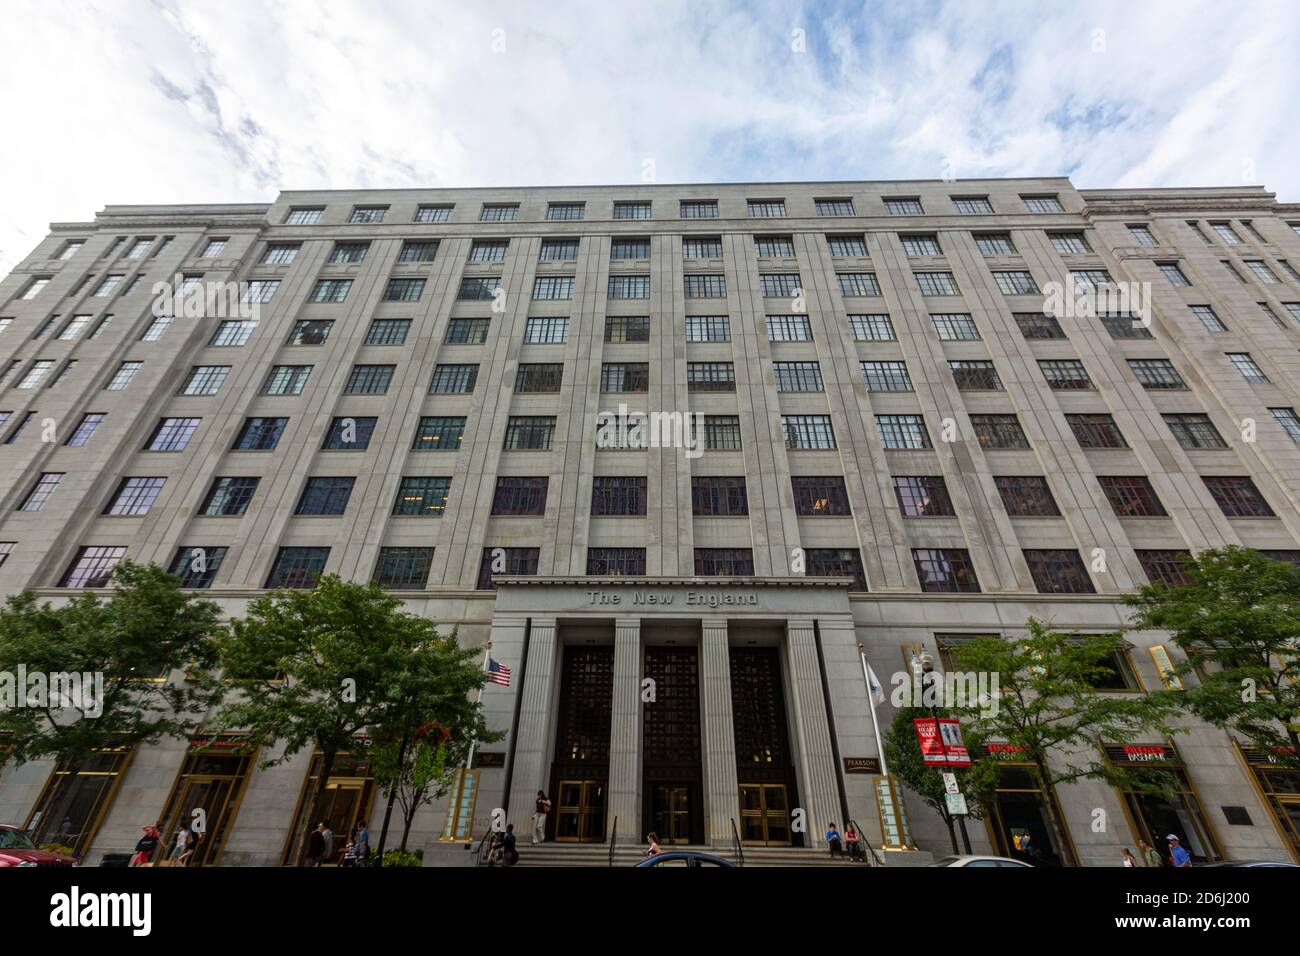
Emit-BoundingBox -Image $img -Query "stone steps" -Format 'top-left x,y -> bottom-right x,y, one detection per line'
505,842 -> 876,867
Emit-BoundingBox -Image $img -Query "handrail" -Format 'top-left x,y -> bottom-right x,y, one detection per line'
848,818 -> 882,867
730,817 -> 745,868
472,824 -> 494,867
608,817 -> 618,867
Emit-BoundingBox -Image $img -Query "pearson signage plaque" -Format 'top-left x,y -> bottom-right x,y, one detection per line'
843,757 -> 881,774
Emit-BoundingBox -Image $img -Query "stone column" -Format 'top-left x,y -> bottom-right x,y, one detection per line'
700,619 -> 740,845
784,618 -> 841,840
607,618 -> 642,844
507,617 -> 560,834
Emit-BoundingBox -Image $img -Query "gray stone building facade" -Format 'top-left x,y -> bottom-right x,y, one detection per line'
0,178 -> 1298,866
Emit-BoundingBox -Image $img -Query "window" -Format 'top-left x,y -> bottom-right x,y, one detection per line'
687,361 -> 735,391
0,318 -> 10,335
178,365 -> 229,396
860,360 -> 912,392
1245,260 -> 1280,284
765,314 -> 812,341
366,318 -> 411,345
266,547 -> 329,588
815,198 -> 855,217
345,364 -> 395,394
605,315 -> 650,342
1190,305 -> 1227,332
686,315 -> 730,342
782,476 -> 849,517
1069,269 -> 1112,291
242,277 -> 286,303
613,201 -> 651,220
949,359 -> 1003,390
1260,302 -> 1287,327
413,416 -> 465,450
546,203 -> 584,221
261,243 -> 299,265
876,414 -> 930,449
930,313 -> 980,340
398,240 -> 438,263
754,235 -> 795,257
515,363 -> 563,393
694,548 -> 754,576
533,276 -> 574,300
168,546 -> 228,588
756,273 -> 799,298
747,199 -> 786,218
837,272 -> 880,297
1128,358 -> 1187,390
1024,550 -> 1095,593
1039,359 -> 1093,390
446,318 -> 490,343
540,239 -> 579,261
913,549 -> 980,592
1128,224 -> 1157,245
682,237 -> 722,259
704,416 -> 741,450
468,239 -> 509,263
884,197 -> 923,216
146,418 -> 200,452
20,277 -> 50,299
610,237 -> 650,260
1221,260 -> 1246,283
321,416 -> 377,450
826,234 -> 867,257
60,546 -> 127,588
287,319 -> 333,345
970,414 -> 1030,450
479,204 -> 518,222
492,477 -> 548,515
1226,352 -> 1268,383
1014,312 -> 1065,339
1210,222 -> 1241,245
199,477 -> 259,516
88,315 -> 113,338
414,204 -> 453,223
384,278 -> 426,301
105,476 -> 166,516
66,413 -> 104,447
233,417 -> 287,451
601,363 -> 649,392
1049,232 -> 1091,254
1136,550 -> 1193,587
284,207 -> 323,225
392,477 -> 450,516
372,548 -> 435,589
459,277 -> 502,300
593,476 -> 649,516
476,547 -> 539,589
140,315 -> 173,342
19,473 -> 63,512
806,549 -> 867,589
952,196 -> 993,215
16,361 -> 55,389
262,365 -> 311,395
782,414 -> 837,449
994,476 -> 1060,516
1202,476 -> 1274,517
1163,413 -> 1227,450
57,315 -> 92,340
210,320 -> 256,346
914,271 -> 959,295
897,234 -> 940,257
1022,195 -> 1064,214
94,275 -> 124,297
680,274 -> 726,300
1277,260 -> 1300,283
124,238 -> 153,259
586,548 -> 646,576
429,364 -> 478,393
1098,313 -> 1153,339
295,477 -> 354,516
1158,262 -> 1192,287
1269,407 -> 1300,443
892,476 -> 954,517
848,313 -> 894,341
524,317 -> 568,343
608,275 -> 650,299
0,411 -> 28,443
48,361 -> 76,389
680,200 -> 718,219
503,416 -> 556,450
773,361 -> 822,392
1066,413 -> 1127,449
58,240 -> 84,259
328,242 -> 368,264
1099,476 -> 1167,517
992,270 -> 1039,295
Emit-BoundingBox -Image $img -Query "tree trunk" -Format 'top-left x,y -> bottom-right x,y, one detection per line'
375,732 -> 409,861
1032,757 -> 1074,866
299,747 -> 336,866
400,798 -> 419,853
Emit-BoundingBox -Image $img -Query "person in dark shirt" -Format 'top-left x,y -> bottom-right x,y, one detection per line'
304,823 -> 325,867
131,824 -> 161,866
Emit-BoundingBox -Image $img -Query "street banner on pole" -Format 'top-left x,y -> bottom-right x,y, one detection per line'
913,718 -> 947,766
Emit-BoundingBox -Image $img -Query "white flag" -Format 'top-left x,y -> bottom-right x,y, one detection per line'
865,659 -> 885,705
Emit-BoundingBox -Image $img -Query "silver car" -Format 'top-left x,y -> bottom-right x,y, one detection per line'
928,855 -> 1033,868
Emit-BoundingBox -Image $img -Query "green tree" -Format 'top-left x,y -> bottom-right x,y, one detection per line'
948,620 -> 1185,863
882,705 -> 993,854
210,575 -> 495,863
1126,546 -> 1300,773
0,561 -> 225,766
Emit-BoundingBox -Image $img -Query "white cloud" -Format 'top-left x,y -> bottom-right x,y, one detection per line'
1,0 -> 1297,275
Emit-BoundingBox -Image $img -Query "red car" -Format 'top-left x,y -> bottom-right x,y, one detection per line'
0,824 -> 78,867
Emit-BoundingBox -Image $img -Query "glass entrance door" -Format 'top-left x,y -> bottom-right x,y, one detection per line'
739,784 -> 791,845
161,778 -> 236,866
555,779 -> 606,843
652,786 -> 692,844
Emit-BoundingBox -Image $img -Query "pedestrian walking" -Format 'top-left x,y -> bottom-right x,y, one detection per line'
533,790 -> 551,845
644,831 -> 662,857
130,824 -> 161,867
1139,839 -> 1163,868
1167,834 -> 1192,867
355,821 -> 370,862
321,823 -> 334,864
305,822 -> 325,867
1121,847 -> 1137,868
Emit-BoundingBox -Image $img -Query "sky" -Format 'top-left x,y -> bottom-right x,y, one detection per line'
1,0 -> 1298,275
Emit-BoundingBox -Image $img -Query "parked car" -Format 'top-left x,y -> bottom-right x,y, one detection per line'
1201,860 -> 1298,868
634,851 -> 737,868
927,855 -> 1033,868
0,825 -> 78,867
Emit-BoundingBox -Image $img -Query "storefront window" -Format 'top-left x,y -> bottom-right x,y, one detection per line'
25,740 -> 134,856
978,746 -> 1077,865
1107,743 -> 1222,864
1235,743 -> 1300,862
281,751 -> 374,865
156,735 -> 255,866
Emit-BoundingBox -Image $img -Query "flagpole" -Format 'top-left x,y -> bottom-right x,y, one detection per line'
465,641 -> 492,770
859,642 -> 889,777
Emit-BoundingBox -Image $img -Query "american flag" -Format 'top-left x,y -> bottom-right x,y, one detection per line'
486,658 -> 512,686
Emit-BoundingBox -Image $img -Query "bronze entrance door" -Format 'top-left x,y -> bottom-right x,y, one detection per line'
549,647 -> 613,843
739,783 -> 792,845
731,647 -> 802,846
555,779 -> 607,843
642,647 -> 704,845
652,785 -> 692,844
